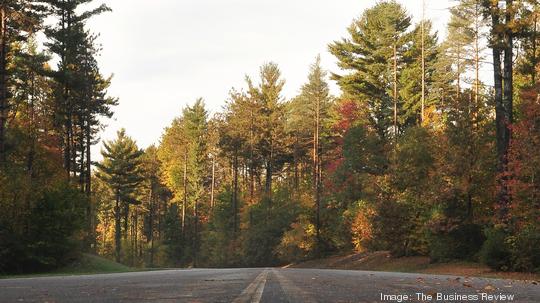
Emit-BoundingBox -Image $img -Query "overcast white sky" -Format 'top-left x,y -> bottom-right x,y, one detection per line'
85,0 -> 455,156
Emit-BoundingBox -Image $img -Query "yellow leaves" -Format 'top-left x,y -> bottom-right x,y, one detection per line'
350,202 -> 376,252
276,217 -> 317,262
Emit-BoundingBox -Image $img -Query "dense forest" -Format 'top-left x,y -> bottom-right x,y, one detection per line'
1,0 -> 539,274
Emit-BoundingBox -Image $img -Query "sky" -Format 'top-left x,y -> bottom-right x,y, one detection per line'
85,0 -> 455,158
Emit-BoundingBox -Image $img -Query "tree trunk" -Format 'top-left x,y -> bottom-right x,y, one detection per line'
210,156 -> 215,209
393,41 -> 398,137
314,93 -> 321,246
233,148 -> 239,233
0,7 -> 7,164
182,147 -> 187,236
148,185 -> 154,267
490,1 -> 511,223
115,192 -> 122,262
265,148 -> 273,200
457,45 -> 461,100
421,0 -> 426,123
249,107 -> 255,202
474,1 -> 481,110
85,118 -> 94,250
498,0 -> 514,222
294,133 -> 299,191
123,203 -> 129,240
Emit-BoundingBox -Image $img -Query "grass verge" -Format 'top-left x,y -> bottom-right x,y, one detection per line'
1,254 -> 135,279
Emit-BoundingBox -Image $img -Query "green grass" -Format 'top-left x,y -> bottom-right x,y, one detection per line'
53,253 -> 134,275
1,254 -> 135,279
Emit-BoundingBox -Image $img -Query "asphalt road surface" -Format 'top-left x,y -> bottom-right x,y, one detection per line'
0,268 -> 538,302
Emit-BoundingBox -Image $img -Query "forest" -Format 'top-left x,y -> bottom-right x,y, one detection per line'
0,0 -> 539,275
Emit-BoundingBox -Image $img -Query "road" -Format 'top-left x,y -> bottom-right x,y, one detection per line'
0,268 -> 538,302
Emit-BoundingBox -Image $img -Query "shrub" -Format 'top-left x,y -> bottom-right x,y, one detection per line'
480,228 -> 512,271
242,195 -> 299,267
25,183 -> 87,270
428,223 -> 484,262
276,216 -> 316,263
349,201 -> 375,252
511,225 -> 540,273
0,182 -> 87,273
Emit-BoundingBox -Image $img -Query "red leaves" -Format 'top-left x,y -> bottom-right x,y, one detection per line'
333,99 -> 361,135
506,87 -> 540,227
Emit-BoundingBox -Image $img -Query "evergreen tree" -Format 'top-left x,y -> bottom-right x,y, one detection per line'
44,0 -> 111,177
399,21 -> 439,127
158,99 -> 209,265
288,56 -> 332,246
0,0 -> 47,164
252,63 -> 289,199
95,129 -> 143,262
329,0 -> 411,139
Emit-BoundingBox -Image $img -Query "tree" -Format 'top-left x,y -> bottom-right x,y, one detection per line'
329,0 -> 411,139
10,37 -> 52,175
252,63 -> 288,199
45,0 -> 111,177
400,21 -> 439,127
158,99 -> 209,265
288,56 -> 332,247
445,3 -> 475,100
140,145 -> 166,267
96,129 -> 143,262
0,0 -> 46,164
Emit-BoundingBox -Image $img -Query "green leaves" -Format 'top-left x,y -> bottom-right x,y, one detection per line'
96,129 -> 144,202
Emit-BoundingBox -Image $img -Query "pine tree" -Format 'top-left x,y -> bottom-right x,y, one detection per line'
158,99 -> 209,265
140,145 -> 167,267
288,56 -> 332,246
44,0 -> 111,177
483,0 -> 520,222
253,63 -> 288,200
445,4 -> 475,100
10,37 -> 52,175
219,90 -> 253,233
400,21 -> 439,127
95,129 -> 143,262
0,0 -> 47,164
182,98 -> 208,265
329,0 -> 411,139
